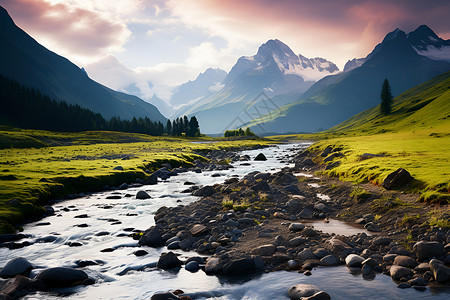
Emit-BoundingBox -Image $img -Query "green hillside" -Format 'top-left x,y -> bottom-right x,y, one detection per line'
273,71 -> 450,203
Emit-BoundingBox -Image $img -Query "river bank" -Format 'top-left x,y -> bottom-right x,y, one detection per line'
1,142 -> 449,299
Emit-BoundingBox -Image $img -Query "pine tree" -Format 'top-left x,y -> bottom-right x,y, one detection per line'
380,78 -> 393,115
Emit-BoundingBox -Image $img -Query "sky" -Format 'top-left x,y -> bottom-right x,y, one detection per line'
1,0 -> 450,102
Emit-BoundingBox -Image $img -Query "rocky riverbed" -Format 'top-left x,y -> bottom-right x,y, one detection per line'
1,143 -> 449,299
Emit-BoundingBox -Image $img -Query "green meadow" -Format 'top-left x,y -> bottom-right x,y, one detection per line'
0,127 -> 273,233
271,71 -> 450,203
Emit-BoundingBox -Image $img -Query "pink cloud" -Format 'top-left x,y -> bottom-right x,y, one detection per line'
0,0 -> 130,61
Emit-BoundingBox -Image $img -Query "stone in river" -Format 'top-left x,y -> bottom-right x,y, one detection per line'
157,252 -> 182,269
134,250 -> 148,257
390,265 -> 412,280
288,284 -> 321,299
185,261 -> 200,272
136,191 -> 151,199
0,257 -> 33,278
320,255 -> 339,266
139,226 -> 165,247
254,153 -> 267,161
151,292 -> 181,300
222,258 -> 256,276
429,259 -> 450,283
303,291 -> 331,300
36,267 -> 88,287
345,254 -> 365,268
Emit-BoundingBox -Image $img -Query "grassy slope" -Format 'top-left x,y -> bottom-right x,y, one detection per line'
0,128 -> 273,233
270,71 -> 450,202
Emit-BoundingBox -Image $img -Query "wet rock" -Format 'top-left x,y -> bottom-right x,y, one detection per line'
222,257 -> 261,276
364,223 -> 381,232
253,244 -> 276,256
185,261 -> 200,272
254,153 -> 267,161
382,168 -> 413,189
303,291 -> 331,300
371,236 -> 392,248
287,260 -> 300,270
345,254 -> 365,268
205,257 -> 221,274
157,252 -> 182,269
167,241 -> 181,250
139,226 -> 165,247
414,262 -> 430,273
313,248 -> 328,259
192,186 -> 216,197
320,255 -> 339,266
36,267 -> 88,287
397,282 -> 411,289
0,257 -> 33,278
0,275 -> 45,299
36,235 -> 58,243
136,191 -> 151,199
0,234 -> 25,244
413,241 -> 445,261
106,195 -> 121,199
429,259 -> 450,283
288,284 -> 321,299
298,209 -> 313,219
390,265 -> 412,280
190,224 -> 207,236
409,276 -> 427,286
134,250 -> 148,257
298,249 -> 316,261
393,255 -> 417,268
289,223 -> 305,232
150,292 -> 181,300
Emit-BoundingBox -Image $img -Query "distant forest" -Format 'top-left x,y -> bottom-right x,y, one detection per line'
0,74 -> 200,137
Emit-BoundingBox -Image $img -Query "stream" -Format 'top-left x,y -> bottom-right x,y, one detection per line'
1,143 -> 449,299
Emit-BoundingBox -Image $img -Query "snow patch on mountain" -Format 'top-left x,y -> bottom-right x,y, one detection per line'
414,46 -> 450,62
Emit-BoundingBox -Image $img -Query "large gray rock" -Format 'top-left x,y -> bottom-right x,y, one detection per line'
303,291 -> 331,300
35,267 -> 88,286
139,226 -> 165,247
157,252 -> 182,269
413,241 -> 445,261
192,185 -> 216,196
254,153 -> 267,161
288,284 -> 321,299
136,191 -> 151,199
253,244 -> 276,256
0,257 -> 33,278
382,168 -> 413,189
289,223 -> 305,232
390,265 -> 412,280
393,255 -> 417,268
320,255 -> 340,266
345,254 -> 365,268
222,258 -> 256,276
430,259 -> 450,283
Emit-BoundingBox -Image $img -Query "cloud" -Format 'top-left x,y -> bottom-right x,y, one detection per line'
0,0 -> 133,64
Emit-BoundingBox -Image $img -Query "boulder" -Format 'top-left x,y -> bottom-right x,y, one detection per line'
253,244 -> 276,256
190,224 -> 207,236
345,254 -> 365,268
393,255 -> 417,268
222,258 -> 255,276
136,191 -> 151,199
35,267 -> 88,287
192,186 -> 216,197
303,291 -> 331,300
0,257 -> 33,278
205,257 -> 221,274
0,275 -> 45,299
320,255 -> 340,266
413,241 -> 445,261
390,265 -> 412,280
139,226 -> 165,247
150,292 -> 181,300
185,261 -> 200,272
254,153 -> 267,161
382,168 -> 413,189
157,252 -> 182,269
288,284 -> 321,299
288,223 -> 305,232
430,259 -> 450,283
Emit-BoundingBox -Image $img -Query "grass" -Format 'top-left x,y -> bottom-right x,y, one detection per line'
0,127 -> 274,233
267,71 -> 450,203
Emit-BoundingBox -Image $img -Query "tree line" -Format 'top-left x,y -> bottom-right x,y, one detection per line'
224,128 -> 256,137
0,74 -> 200,136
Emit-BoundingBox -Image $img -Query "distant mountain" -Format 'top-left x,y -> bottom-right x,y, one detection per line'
0,6 -> 166,123
408,25 -> 450,62
246,26 -> 450,134
170,68 -> 227,107
174,39 -> 339,134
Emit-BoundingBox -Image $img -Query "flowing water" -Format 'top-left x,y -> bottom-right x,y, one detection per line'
1,143 -> 449,299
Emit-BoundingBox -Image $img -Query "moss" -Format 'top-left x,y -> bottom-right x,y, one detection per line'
429,217 -> 450,228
